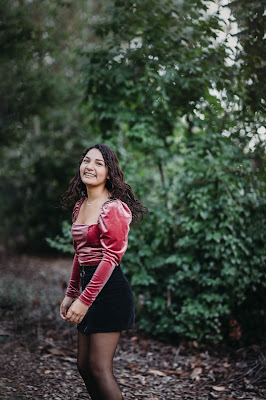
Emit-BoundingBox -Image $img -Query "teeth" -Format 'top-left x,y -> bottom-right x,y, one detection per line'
85,173 -> 95,177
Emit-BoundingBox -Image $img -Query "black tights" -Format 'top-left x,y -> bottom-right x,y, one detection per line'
77,331 -> 122,400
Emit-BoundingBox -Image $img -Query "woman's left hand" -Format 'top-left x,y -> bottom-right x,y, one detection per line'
65,299 -> 89,324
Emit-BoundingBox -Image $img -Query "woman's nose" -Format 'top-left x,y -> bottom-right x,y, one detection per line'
87,161 -> 94,169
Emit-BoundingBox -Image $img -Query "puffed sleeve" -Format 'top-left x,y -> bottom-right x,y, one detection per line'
71,198 -> 84,224
65,198 -> 84,298
78,199 -> 132,307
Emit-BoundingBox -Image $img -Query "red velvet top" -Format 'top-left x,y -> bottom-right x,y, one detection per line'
65,197 -> 132,307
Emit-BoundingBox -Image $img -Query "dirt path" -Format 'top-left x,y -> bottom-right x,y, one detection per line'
0,254 -> 265,400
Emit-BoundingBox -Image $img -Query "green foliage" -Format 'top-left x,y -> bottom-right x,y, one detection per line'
46,221 -> 74,254
81,0 -> 232,152
0,0 -> 93,249
123,132 -> 265,342
228,0 -> 265,113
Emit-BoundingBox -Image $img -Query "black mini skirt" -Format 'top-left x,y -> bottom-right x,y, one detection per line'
77,264 -> 135,334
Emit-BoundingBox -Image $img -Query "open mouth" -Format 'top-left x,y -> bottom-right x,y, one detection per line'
84,172 -> 96,177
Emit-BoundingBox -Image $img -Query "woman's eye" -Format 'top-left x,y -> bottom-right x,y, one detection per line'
97,162 -> 103,166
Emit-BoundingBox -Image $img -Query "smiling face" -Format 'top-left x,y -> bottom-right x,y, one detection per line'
80,148 -> 109,188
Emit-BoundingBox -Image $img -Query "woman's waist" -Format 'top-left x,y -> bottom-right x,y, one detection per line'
77,251 -> 103,264
79,263 -> 121,269
79,263 -> 121,277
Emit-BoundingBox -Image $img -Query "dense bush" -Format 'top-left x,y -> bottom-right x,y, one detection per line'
0,0 -> 91,250
123,133 -> 266,342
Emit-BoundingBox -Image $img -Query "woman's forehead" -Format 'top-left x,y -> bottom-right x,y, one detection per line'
84,148 -> 104,160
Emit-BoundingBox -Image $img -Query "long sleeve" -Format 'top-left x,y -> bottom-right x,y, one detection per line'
65,198 -> 84,298
78,200 -> 132,307
65,252 -> 80,298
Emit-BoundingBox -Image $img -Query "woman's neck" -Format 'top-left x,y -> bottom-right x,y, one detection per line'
86,186 -> 110,203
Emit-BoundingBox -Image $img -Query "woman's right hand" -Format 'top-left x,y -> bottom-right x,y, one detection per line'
60,296 -> 76,320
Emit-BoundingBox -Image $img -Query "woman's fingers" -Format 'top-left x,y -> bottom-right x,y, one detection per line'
60,305 -> 66,320
66,307 -> 78,324
65,299 -> 88,324
66,308 -> 85,325
60,296 -> 76,320
60,310 -> 67,320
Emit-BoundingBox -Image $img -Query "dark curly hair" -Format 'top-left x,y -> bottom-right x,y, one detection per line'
61,144 -> 148,224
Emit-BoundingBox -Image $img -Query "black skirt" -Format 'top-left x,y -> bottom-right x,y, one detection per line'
77,264 -> 135,334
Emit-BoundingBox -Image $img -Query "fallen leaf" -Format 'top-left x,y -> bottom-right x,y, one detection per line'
118,380 -> 137,389
42,354 -> 52,359
212,386 -> 229,392
44,370 -> 52,374
45,329 -> 58,340
191,367 -> 202,380
128,363 -> 140,369
229,318 -> 242,340
140,339 -> 147,347
47,347 -> 66,356
148,369 -> 167,377
166,369 -> 183,375
62,357 -> 76,363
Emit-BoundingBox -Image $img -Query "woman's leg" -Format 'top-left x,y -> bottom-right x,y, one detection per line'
77,331 -> 122,400
88,331 -> 122,400
77,332 -> 99,399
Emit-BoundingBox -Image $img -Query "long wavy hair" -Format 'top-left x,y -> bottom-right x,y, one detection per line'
61,144 -> 148,224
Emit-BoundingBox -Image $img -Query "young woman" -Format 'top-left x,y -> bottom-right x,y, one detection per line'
60,144 -> 147,400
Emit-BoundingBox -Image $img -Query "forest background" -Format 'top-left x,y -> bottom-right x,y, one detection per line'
0,0 -> 265,344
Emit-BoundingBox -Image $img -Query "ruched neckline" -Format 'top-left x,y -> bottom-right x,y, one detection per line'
72,197 -> 114,226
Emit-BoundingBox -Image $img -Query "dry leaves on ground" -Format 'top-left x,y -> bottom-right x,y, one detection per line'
0,254 -> 265,400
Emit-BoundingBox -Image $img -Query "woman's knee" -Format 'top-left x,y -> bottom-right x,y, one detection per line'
77,357 -> 108,380
88,357 -> 111,380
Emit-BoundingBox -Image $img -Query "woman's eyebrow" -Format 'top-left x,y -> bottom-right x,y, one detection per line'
84,156 -> 105,162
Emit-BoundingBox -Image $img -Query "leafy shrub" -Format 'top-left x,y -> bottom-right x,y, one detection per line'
123,133 -> 266,342
46,221 -> 74,254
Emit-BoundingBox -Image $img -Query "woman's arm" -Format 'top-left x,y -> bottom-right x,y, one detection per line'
65,253 -> 81,298
64,198 -> 84,298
